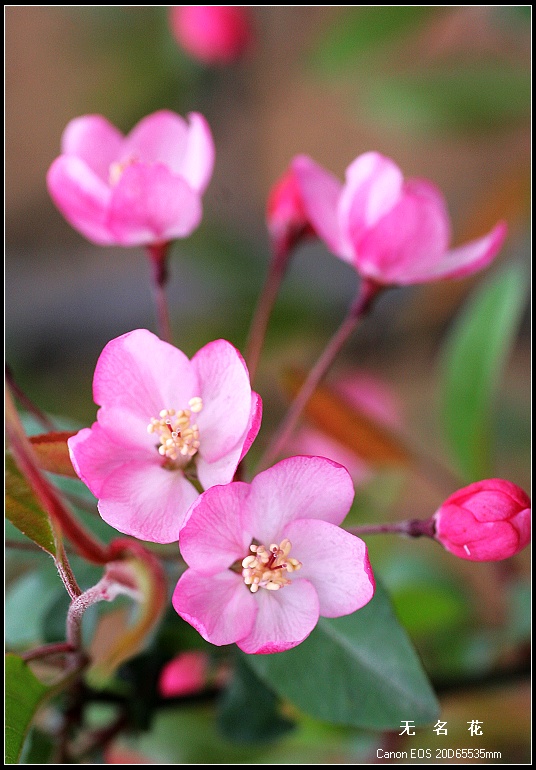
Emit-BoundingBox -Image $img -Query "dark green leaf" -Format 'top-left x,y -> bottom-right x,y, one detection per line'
365,65 -> 530,133
311,7 -> 434,72
5,454 -> 57,557
218,655 -> 295,744
5,654 -> 53,764
246,581 -> 439,729
439,260 -> 528,481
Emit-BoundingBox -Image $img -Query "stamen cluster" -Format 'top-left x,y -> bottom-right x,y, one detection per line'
241,538 -> 301,593
147,398 -> 203,462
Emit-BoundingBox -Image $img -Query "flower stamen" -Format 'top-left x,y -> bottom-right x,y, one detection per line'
147,398 -> 203,466
241,538 -> 301,593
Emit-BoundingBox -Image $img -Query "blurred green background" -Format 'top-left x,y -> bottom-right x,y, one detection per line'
5,6 -> 530,764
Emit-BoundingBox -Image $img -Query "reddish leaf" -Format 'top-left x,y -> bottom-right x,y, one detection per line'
29,432 -> 78,478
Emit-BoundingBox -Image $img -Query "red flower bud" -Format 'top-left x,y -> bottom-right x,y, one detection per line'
433,479 -> 531,561
266,166 -> 317,258
170,6 -> 253,66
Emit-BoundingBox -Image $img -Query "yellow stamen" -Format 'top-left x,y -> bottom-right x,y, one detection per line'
241,538 -> 301,593
147,399 -> 203,466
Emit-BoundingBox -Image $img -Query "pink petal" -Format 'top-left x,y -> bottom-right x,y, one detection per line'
246,456 -> 355,545
179,112 -> 215,194
60,115 -> 124,182
408,221 -> 508,283
338,152 -> 404,259
98,461 -> 199,543
93,329 -> 198,417
158,651 -> 209,698
179,482 -> 252,574
68,422 -> 150,498
354,178 -> 450,285
173,569 -> 257,646
239,392 -> 263,463
108,163 -> 202,245
46,156 -> 113,245
122,110 -> 189,174
192,340 -> 254,463
291,155 -> 345,259
237,579 -> 319,654
283,519 -> 375,617
290,426 -> 371,487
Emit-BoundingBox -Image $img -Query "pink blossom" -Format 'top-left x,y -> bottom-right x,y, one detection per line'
266,165 -> 317,255
170,6 -> 253,65
158,651 -> 209,697
172,456 -> 375,654
68,329 -> 261,544
291,152 -> 507,285
433,479 -> 531,561
290,371 -> 403,486
47,110 -> 214,247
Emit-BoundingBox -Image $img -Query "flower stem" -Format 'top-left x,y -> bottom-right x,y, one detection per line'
244,240 -> 291,385
21,642 -> 76,662
147,243 -> 172,344
5,364 -> 56,431
346,518 -> 436,539
257,277 -> 383,471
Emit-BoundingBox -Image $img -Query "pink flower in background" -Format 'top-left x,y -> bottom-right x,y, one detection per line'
292,152 -> 507,285
433,479 -> 531,561
158,650 -> 229,697
47,110 -> 214,247
173,456 -> 375,654
68,329 -> 261,544
170,6 -> 253,65
290,371 -> 403,486
266,165 -> 317,255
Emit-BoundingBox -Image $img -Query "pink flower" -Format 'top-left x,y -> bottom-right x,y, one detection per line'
158,651 -> 209,697
290,371 -> 403,486
433,479 -> 531,561
172,456 -> 375,654
68,329 -> 262,544
47,110 -> 214,247
170,6 -> 253,65
266,165 -> 317,255
291,152 -> 507,285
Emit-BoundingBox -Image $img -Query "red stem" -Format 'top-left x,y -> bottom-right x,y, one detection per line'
147,243 -> 172,343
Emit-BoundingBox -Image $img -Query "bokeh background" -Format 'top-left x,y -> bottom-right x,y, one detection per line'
5,6 -> 531,764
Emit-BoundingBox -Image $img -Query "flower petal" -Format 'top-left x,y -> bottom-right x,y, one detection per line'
98,460 -> 199,543
283,519 -> 375,617
192,340 -> 254,463
68,422 -> 150,498
291,155 -> 345,259
237,579 -> 319,654
122,110 -> 189,173
61,115 -> 124,182
179,112 -> 215,193
46,156 -> 113,245
179,482 -> 252,574
290,426 -> 371,487
108,163 -> 202,246
338,152 -> 404,259
408,221 -> 508,283
354,178 -> 450,284
173,569 -> 257,646
246,456 -> 355,545
92,329 -> 198,417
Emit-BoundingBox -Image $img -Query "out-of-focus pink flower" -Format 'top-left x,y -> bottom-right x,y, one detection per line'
172,456 -> 375,654
291,371 -> 403,486
433,479 -> 531,561
266,166 -> 317,256
170,6 -> 253,65
68,329 -> 261,544
291,152 -> 507,286
47,110 -> 214,247
158,650 -> 208,697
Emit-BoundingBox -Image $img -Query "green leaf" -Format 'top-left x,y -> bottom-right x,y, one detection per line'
365,65 -> 530,133
439,260 -> 528,481
5,654 -> 53,764
246,581 -> 439,729
5,569 -> 64,648
217,655 -> 295,744
5,454 -> 57,557
311,6 -> 434,73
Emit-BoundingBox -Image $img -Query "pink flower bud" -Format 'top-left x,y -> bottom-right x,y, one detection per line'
170,6 -> 253,65
158,651 -> 209,697
266,167 -> 317,252
433,479 -> 531,561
